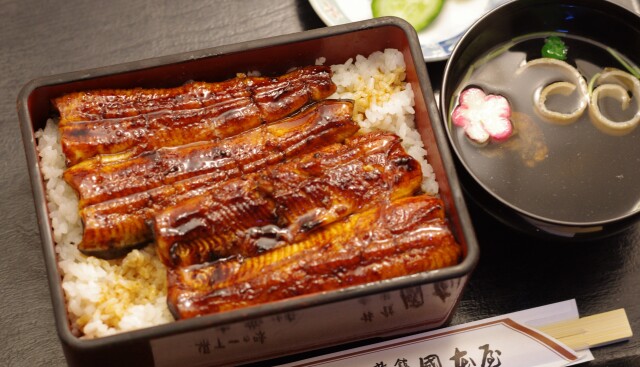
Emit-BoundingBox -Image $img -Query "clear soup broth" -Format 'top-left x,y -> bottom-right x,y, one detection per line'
449,33 -> 639,224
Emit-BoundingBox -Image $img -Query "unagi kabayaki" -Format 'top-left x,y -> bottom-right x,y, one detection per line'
54,66 -> 336,165
76,100 -> 359,259
166,195 -> 461,319
154,131 -> 423,267
63,100 -> 357,209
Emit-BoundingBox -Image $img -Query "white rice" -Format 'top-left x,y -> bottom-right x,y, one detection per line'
36,123 -> 173,338
36,48 -> 438,339
323,48 -> 438,195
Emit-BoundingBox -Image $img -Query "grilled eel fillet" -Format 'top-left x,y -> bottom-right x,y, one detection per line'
77,100 -> 359,259
64,100 -> 357,209
167,195 -> 461,319
54,66 -> 335,166
154,131 -> 422,267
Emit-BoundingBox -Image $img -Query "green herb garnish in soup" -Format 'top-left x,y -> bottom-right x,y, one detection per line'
541,35 -> 568,61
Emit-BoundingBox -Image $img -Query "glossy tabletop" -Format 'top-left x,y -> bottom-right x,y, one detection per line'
0,0 -> 638,366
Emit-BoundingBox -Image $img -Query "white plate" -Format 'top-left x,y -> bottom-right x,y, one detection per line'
309,0 -> 511,62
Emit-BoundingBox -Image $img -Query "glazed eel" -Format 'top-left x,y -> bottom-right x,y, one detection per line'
167,195 -> 461,319
153,131 -> 423,267
64,100 -> 356,209
54,66 -> 336,166
76,100 -> 359,258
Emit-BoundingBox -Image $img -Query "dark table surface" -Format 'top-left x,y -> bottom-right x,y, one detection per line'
1,0 -> 638,366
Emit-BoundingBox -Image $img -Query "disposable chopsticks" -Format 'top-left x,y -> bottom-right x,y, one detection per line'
537,308 -> 633,351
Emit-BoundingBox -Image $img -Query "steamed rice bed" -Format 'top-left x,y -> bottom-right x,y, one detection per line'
36,49 -> 438,339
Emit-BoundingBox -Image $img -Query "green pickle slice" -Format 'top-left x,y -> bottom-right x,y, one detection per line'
372,0 -> 445,31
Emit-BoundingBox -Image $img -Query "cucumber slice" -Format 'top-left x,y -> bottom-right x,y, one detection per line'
371,0 -> 445,32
